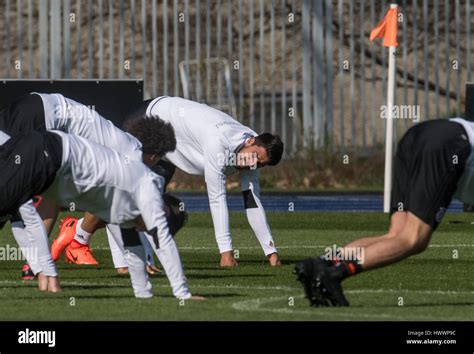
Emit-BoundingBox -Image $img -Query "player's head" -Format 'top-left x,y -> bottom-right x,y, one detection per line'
236,133 -> 284,169
123,115 -> 177,167
163,194 -> 187,236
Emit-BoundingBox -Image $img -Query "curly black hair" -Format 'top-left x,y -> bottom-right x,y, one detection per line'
123,114 -> 177,157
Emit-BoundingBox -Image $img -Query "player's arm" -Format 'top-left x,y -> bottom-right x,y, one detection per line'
204,150 -> 232,254
134,174 -> 192,299
240,169 -> 278,256
17,199 -> 58,277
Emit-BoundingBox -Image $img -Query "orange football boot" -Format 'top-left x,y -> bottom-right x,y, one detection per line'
51,217 -> 78,261
65,240 -> 99,265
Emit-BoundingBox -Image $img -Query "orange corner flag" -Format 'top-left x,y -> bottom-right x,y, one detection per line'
369,7 -> 398,47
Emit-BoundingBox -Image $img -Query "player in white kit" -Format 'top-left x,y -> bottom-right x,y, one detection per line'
0,93 -> 167,276
0,128 -> 198,299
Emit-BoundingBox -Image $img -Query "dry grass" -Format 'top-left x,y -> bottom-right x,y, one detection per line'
167,149 -> 385,192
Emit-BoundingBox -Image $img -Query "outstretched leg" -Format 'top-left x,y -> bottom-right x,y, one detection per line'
343,211 -> 407,249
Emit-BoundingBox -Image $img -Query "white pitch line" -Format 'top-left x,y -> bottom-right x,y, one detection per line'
230,296 -> 464,321
0,279 -> 469,320
1,280 -> 473,296
2,280 -> 473,320
231,297 -> 398,319
0,280 -> 297,291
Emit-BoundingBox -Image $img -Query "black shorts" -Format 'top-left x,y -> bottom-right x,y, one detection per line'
0,131 -> 62,218
0,94 -> 46,134
390,119 -> 471,229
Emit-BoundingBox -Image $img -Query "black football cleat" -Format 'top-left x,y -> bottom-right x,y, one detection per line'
295,257 -> 350,307
21,264 -> 35,280
294,258 -> 332,307
315,264 -> 350,307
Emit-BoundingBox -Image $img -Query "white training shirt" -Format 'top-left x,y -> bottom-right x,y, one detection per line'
43,130 -> 190,298
44,130 -> 164,228
146,96 -> 277,255
450,118 -> 474,204
33,92 -> 143,162
17,93 -> 143,272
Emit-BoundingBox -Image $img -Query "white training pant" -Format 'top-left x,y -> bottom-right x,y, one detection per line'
16,200 -> 57,277
11,220 -> 41,274
106,224 -> 190,299
106,224 -> 155,269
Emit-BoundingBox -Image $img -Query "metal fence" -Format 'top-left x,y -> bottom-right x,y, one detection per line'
0,0 -> 473,155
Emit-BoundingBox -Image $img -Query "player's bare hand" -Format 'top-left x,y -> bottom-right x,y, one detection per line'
146,264 -> 162,275
47,276 -> 62,293
188,296 -> 206,301
116,267 -> 129,275
219,251 -> 238,267
268,253 -> 281,267
37,272 -> 48,291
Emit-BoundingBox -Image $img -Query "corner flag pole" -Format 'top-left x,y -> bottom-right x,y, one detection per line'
370,3 -> 399,213
383,5 -> 397,213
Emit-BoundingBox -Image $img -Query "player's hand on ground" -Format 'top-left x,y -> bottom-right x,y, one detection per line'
38,273 -> 61,293
116,267 -> 129,275
146,264 -> 162,275
188,296 -> 206,301
268,252 -> 281,267
47,276 -> 61,293
219,251 -> 238,267
37,272 -> 48,291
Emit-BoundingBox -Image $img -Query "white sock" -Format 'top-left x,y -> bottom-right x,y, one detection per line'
11,221 -> 41,274
74,218 -> 92,245
124,245 -> 153,299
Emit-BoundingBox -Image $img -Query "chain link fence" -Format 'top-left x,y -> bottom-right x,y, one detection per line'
0,0 -> 472,155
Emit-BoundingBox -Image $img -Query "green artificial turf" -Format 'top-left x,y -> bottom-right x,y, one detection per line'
0,211 -> 472,321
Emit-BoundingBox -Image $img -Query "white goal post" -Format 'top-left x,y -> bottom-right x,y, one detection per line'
179,57 -> 237,118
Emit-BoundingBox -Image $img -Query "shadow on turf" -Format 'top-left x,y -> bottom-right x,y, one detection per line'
404,259 -> 473,265
184,259 -> 305,267
335,301 -> 474,308
65,293 -> 243,300
186,273 -> 273,280
71,284 -> 129,289
0,288 -> 244,300
393,301 -> 474,307
182,258 -> 303,265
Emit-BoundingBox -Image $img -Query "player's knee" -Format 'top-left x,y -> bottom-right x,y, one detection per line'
412,235 -> 430,254
400,230 -> 430,254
